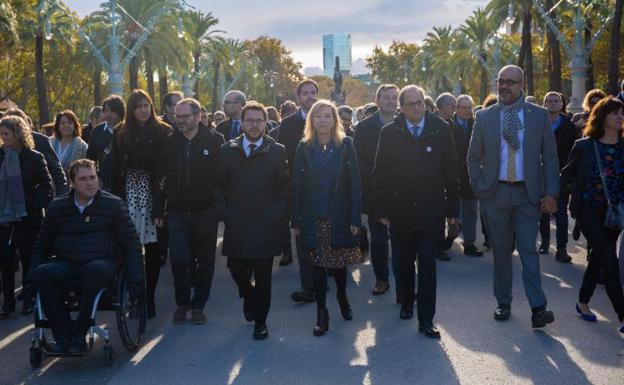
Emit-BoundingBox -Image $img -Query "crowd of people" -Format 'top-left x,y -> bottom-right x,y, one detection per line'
0,64 -> 623,355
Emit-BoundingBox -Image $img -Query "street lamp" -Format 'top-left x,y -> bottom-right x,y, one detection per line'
532,0 -> 612,112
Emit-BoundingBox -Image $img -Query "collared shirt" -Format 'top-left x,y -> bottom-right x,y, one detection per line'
74,195 -> 95,214
243,135 -> 263,157
498,108 -> 525,181
104,122 -> 113,135
406,116 -> 425,138
300,109 -> 307,120
550,115 -> 562,132
456,117 -> 469,138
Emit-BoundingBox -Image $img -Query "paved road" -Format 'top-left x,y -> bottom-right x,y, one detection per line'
1,222 -> 623,385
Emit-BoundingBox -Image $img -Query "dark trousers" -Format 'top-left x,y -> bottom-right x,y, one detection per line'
227,257 -> 273,325
313,265 -> 347,309
539,194 -> 570,249
369,216 -> 389,282
34,259 -> 117,342
0,220 -> 41,305
395,227 -> 437,326
278,220 -> 292,255
144,242 -> 160,308
168,210 -> 218,310
578,203 -> 624,322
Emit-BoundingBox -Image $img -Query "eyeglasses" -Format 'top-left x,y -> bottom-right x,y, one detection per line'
497,78 -> 522,86
174,112 -> 198,120
403,100 -> 424,109
243,119 -> 265,125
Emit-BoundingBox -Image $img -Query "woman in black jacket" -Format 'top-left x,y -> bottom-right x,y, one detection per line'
0,116 -> 52,318
111,89 -> 172,318
291,99 -> 363,336
561,96 -> 624,334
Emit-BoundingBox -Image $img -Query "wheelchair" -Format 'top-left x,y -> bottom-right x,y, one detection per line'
29,266 -> 147,368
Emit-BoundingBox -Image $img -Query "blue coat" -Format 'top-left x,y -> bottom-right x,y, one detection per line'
291,136 -> 361,251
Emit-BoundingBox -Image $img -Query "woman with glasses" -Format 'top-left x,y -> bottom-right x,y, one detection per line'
561,96 -> 624,334
291,99 -> 363,336
111,89 -> 172,319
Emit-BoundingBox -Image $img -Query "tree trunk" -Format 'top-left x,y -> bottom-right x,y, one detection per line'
145,57 -> 155,103
35,32 -> 50,126
585,24 -> 595,91
545,0 -> 562,92
193,50 -> 201,100
129,55 -> 139,91
480,53 -> 488,102
211,59 -> 220,112
521,9 -> 534,96
93,64 -> 102,106
607,0 -> 623,95
158,65 -> 168,103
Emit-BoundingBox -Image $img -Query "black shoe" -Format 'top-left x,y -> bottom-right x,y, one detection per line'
313,308 -> 329,336
463,244 -> 484,257
67,334 -> 87,355
291,288 -> 315,303
538,243 -> 549,254
279,251 -> 293,266
418,324 -> 441,339
22,297 -> 33,315
147,299 -> 156,319
0,301 -> 16,319
494,304 -> 511,321
400,302 -> 414,319
243,296 -> 254,322
436,251 -> 450,261
337,293 -> 353,320
531,309 -> 554,328
253,323 -> 268,340
48,340 -> 69,354
483,240 -> 490,249
372,280 -> 390,295
555,249 -> 572,263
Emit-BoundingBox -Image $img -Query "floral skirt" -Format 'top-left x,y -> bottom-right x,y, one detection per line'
125,169 -> 157,245
311,218 -> 364,269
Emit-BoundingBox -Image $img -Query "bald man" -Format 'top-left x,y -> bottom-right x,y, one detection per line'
216,90 -> 247,140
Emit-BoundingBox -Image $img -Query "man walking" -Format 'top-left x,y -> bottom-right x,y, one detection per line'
467,65 -> 559,328
216,90 -> 246,140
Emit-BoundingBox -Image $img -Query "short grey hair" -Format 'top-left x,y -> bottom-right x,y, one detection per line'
223,90 -> 247,105
398,85 -> 426,107
435,92 -> 457,109
456,94 -> 474,106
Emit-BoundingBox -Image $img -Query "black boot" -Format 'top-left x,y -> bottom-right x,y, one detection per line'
337,292 -> 353,320
313,307 -> 329,336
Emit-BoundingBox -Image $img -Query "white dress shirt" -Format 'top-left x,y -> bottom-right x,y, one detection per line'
406,116 -> 425,137
243,135 -> 263,157
498,108 -> 525,181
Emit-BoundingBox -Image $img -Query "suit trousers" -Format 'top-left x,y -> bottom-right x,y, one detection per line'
394,227 -> 437,326
295,234 -> 314,290
480,183 -> 547,309
460,198 -> 479,245
539,193 -> 570,250
168,210 -> 218,310
34,259 -> 117,342
227,257 -> 274,325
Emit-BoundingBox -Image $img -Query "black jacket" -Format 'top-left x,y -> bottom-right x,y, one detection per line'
560,138 -> 603,219
30,190 -> 144,282
353,111 -> 385,215
215,135 -> 289,259
373,112 -> 460,233
0,147 -> 53,218
153,125 -> 225,218
86,122 -> 114,191
553,113 -> 581,170
216,118 -> 239,141
33,131 -> 67,196
452,115 -> 476,198
291,137 -> 361,251
276,109 -> 306,179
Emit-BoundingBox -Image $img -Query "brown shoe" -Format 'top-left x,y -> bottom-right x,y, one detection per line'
372,281 -> 390,295
172,305 -> 190,324
191,309 -> 207,325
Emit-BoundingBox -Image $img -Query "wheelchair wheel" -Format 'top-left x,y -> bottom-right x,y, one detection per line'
103,345 -> 114,366
115,270 -> 146,351
30,347 -> 42,369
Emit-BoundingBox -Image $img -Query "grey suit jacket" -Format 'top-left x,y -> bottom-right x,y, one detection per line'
466,102 -> 559,205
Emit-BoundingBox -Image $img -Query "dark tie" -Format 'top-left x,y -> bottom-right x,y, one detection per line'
412,125 -> 421,139
232,121 -> 241,139
248,143 -> 256,157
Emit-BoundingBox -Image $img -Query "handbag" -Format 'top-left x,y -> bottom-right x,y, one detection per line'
592,139 -> 624,230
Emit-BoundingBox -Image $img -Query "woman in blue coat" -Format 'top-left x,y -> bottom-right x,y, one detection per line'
291,99 -> 363,336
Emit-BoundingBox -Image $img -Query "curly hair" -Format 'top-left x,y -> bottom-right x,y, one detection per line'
0,115 -> 35,149
581,89 -> 607,113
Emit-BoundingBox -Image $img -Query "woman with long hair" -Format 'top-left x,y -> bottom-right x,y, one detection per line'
50,110 -> 88,175
561,96 -> 624,334
111,89 -> 172,318
0,116 -> 52,318
291,99 -> 363,336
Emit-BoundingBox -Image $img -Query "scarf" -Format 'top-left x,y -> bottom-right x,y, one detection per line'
500,92 -> 525,151
53,137 -> 75,172
0,148 -> 26,223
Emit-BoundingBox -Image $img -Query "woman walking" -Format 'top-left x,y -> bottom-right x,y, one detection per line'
50,110 -> 88,175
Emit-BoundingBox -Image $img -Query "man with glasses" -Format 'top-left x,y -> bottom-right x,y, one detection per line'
215,101 -> 289,340
373,85 -> 459,339
216,90 -> 247,140
153,98 -> 225,325
467,65 -> 559,328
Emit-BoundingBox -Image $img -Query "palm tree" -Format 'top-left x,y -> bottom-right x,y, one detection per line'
608,0 -> 623,95
0,2 -> 19,49
418,26 -> 456,95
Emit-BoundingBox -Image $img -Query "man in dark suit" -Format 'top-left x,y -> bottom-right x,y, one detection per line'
373,85 -> 460,338
81,106 -> 104,143
467,65 -> 559,328
160,91 -> 183,128
276,79 -> 318,303
353,84 -> 399,297
215,90 -> 246,140
539,91 -> 579,262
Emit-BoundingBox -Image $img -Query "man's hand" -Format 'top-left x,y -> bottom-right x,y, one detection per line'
154,218 -> 164,228
540,196 -> 558,214
378,218 -> 390,226
350,226 -> 360,237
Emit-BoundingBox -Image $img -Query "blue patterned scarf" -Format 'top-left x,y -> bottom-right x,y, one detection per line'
0,148 -> 26,223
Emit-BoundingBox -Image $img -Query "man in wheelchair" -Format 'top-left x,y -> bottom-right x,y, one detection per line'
30,159 -> 144,354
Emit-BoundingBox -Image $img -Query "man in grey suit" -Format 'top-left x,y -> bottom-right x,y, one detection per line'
467,65 -> 559,328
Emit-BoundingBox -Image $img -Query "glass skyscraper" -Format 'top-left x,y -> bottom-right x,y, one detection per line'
323,32 -> 352,77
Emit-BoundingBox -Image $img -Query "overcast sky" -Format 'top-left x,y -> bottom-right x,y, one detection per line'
64,0 -> 489,70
